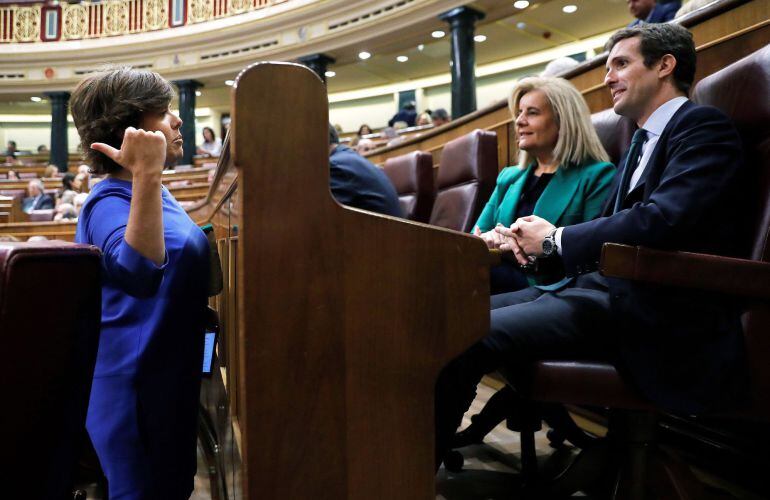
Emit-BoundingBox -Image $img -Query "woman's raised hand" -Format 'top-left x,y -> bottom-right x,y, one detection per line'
91,127 -> 166,178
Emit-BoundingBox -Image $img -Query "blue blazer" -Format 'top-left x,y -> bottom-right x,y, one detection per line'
562,101 -> 749,414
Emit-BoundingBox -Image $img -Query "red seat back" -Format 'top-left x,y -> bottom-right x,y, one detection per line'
429,129 -> 498,232
383,151 -> 435,223
0,242 -> 102,496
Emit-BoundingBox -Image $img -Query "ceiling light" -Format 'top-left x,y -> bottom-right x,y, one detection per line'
562,4 -> 577,13
417,44 -> 425,51
513,1 -> 530,9
30,96 -> 42,102
358,51 -> 371,60
195,91 -> 202,97
396,55 -> 409,62
431,30 -> 445,38
516,22 -> 527,29
474,35 -> 487,43
225,80 -> 234,86
325,70 -> 336,77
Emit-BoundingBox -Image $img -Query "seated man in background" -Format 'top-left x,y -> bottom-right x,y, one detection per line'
436,22 -> 749,468
3,140 -> 17,158
328,124 -> 402,217
22,179 -> 54,213
628,0 -> 681,26
431,108 -> 451,127
388,101 -> 417,127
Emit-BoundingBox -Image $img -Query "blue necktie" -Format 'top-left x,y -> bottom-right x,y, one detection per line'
613,128 -> 647,213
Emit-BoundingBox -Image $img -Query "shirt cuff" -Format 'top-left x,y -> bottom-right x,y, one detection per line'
555,227 -> 564,256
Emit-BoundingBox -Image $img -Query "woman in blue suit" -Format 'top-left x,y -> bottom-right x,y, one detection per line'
71,67 -> 210,499
458,76 -> 615,448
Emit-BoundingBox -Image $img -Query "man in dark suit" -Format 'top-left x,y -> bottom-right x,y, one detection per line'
388,101 -> 417,128
628,0 -> 681,26
328,124 -> 402,217
22,179 -> 55,213
435,22 -> 748,466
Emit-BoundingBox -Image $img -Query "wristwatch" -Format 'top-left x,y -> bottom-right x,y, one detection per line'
542,228 -> 558,257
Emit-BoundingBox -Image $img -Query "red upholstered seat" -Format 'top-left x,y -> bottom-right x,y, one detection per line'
382,151 -> 435,223
0,241 -> 102,498
428,129 -> 498,232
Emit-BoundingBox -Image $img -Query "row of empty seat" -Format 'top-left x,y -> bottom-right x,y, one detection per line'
382,129 -> 498,232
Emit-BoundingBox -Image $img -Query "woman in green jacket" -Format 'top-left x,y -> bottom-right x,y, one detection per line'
472,76 -> 615,293
453,76 -> 615,450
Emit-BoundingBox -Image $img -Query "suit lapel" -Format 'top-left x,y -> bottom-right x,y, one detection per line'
608,100 -> 693,211
602,155 -> 627,216
533,164 -> 580,225
497,166 -> 530,225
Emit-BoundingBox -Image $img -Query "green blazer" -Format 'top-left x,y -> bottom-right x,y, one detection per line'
474,159 -> 615,286
474,159 -> 616,232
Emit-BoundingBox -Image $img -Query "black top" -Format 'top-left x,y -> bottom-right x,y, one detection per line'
514,171 -> 554,220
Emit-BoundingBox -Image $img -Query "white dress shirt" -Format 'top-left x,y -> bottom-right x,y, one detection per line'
554,96 -> 689,255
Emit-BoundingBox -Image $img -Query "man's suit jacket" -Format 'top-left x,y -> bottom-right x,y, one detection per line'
629,1 -> 681,26
22,194 -> 54,213
561,101 -> 749,414
329,145 -> 403,218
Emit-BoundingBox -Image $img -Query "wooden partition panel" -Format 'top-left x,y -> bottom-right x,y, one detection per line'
227,62 -> 489,498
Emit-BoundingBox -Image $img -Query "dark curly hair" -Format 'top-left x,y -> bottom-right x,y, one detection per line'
70,66 -> 175,175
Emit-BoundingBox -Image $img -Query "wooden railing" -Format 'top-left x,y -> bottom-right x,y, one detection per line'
365,0 -> 770,173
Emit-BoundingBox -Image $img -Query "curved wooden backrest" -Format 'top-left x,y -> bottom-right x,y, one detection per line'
200,62 -> 490,498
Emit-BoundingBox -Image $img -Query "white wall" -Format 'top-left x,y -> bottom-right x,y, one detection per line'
328,62 -> 548,130
0,120 -> 80,155
329,93 -> 396,132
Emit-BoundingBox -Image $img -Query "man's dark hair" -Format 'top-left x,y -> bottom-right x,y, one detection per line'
606,23 -> 696,95
328,123 -> 339,145
432,108 -> 450,120
8,141 -> 16,148
403,101 -> 416,111
70,66 -> 175,174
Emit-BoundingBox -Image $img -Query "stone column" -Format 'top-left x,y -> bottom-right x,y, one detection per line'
298,54 -> 336,84
44,91 -> 70,173
439,6 -> 485,118
173,79 -> 202,166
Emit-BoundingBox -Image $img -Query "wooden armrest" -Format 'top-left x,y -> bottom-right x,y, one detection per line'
600,243 -> 770,299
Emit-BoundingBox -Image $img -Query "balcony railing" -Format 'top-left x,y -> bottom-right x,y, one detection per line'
1,0 -> 287,43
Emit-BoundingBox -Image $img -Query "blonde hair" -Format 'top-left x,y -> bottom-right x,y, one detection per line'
509,76 -> 609,168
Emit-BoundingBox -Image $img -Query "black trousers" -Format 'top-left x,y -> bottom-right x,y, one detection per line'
435,272 -> 614,466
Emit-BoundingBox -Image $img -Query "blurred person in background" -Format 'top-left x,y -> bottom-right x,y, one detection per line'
195,126 -> 222,158
431,108 -> 451,127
